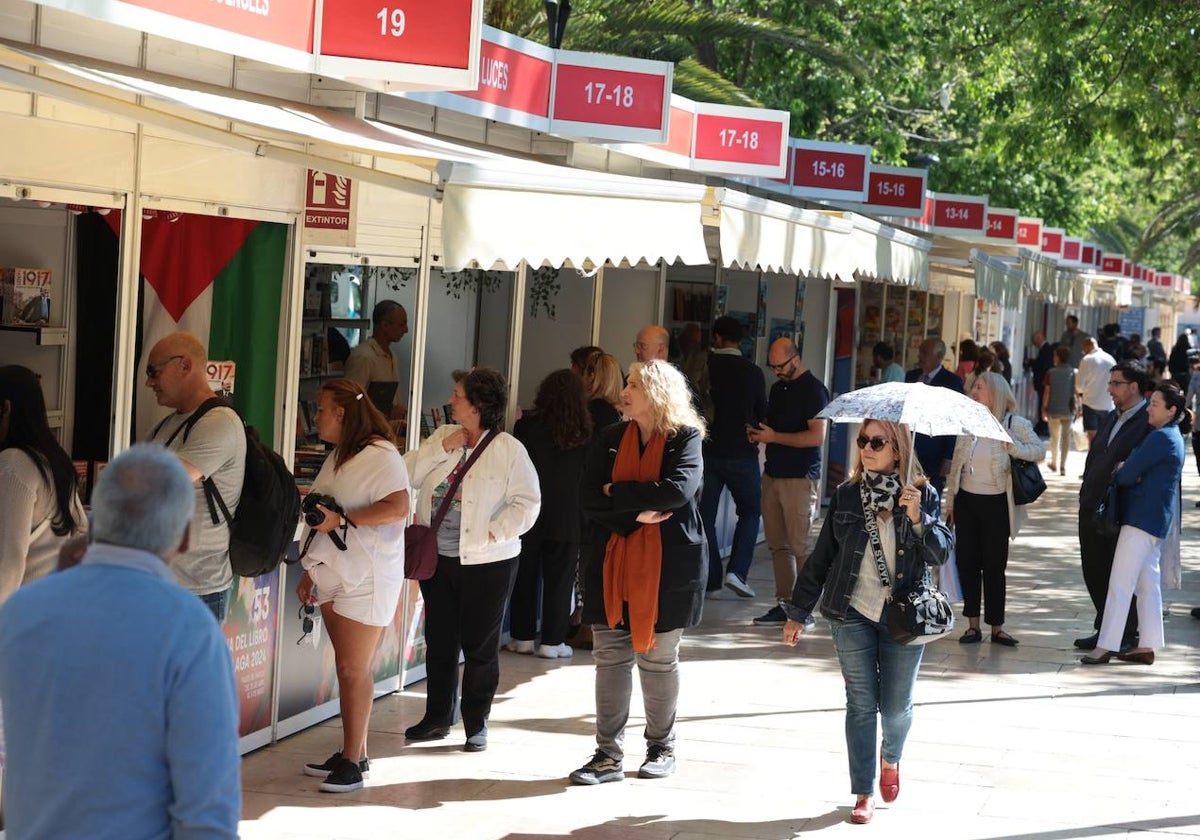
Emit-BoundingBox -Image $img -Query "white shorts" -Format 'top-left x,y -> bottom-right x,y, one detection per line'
308,561 -> 403,627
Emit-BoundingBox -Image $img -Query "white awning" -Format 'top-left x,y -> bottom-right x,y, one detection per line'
706,188 -> 854,279
1019,248 -> 1063,300
1073,272 -> 1133,307
437,161 -> 710,271
837,213 -> 931,288
970,250 -> 1025,308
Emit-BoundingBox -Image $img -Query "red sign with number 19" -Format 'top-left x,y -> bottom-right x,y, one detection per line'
320,0 -> 474,68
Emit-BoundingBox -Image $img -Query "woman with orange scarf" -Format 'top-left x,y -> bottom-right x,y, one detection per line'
568,359 -> 707,786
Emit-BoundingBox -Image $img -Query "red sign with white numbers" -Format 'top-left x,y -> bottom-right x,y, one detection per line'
1016,217 -> 1042,247
1081,243 -> 1095,264
551,52 -> 671,142
1062,237 -> 1082,262
1040,228 -> 1064,255
985,208 -> 1019,242
692,105 -> 788,176
1100,253 -> 1124,274
789,140 -> 870,200
929,193 -> 988,234
849,165 -> 926,216
319,0 -> 473,67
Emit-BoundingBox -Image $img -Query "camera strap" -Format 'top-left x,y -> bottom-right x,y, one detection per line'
298,506 -> 357,560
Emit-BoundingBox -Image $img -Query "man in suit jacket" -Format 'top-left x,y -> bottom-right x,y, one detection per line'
1025,331 -> 1056,436
905,337 -> 964,497
1075,359 -> 1150,651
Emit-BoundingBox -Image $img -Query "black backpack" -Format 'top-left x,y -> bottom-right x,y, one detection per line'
154,397 -> 301,577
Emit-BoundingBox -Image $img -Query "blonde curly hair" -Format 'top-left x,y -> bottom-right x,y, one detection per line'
627,360 -> 706,439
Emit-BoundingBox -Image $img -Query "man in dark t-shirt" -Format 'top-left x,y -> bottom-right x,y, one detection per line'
701,317 -> 768,598
746,337 -> 829,626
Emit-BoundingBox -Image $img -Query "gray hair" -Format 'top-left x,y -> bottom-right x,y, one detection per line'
91,444 -> 195,557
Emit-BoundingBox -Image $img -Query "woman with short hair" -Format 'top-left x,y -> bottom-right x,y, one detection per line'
945,372 -> 1045,647
296,378 -> 410,793
569,360 -> 707,786
404,368 -> 540,752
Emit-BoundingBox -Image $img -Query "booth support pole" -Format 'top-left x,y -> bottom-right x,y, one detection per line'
277,223 -> 305,466
111,125 -> 145,455
505,260 -> 528,430
406,200 -> 435,456
654,260 -> 668,325
590,266 -> 605,345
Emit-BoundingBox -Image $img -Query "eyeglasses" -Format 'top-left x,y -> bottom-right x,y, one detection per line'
1107,379 -> 1133,388
856,435 -> 891,452
769,354 -> 797,372
145,355 -> 184,379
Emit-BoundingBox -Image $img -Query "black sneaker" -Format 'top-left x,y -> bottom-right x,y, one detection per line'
752,605 -> 787,626
638,744 -> 676,779
568,750 -> 624,785
319,756 -> 364,793
405,718 -> 451,741
303,751 -> 369,778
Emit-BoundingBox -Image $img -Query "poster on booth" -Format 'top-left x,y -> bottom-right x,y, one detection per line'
207,361 -> 236,399
1,267 -> 52,325
223,569 -> 279,737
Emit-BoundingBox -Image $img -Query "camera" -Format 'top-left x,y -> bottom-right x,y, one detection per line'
302,492 -> 345,527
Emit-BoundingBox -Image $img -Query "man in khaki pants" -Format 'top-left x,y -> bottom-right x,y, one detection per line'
747,337 -> 829,626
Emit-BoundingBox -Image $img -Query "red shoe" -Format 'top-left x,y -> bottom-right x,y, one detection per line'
879,762 -> 900,803
850,795 -> 874,824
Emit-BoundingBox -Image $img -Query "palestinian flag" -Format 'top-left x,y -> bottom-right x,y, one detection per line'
115,212 -> 288,447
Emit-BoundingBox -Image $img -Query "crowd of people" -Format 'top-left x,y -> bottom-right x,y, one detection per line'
0,310 -> 1195,832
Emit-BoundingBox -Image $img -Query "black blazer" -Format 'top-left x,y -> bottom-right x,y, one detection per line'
1080,404 -> 1150,512
579,422 -> 707,632
903,366 -> 964,481
513,413 -> 588,544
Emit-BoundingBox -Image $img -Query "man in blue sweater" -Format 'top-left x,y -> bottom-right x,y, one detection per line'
0,444 -> 241,839
702,316 -> 768,598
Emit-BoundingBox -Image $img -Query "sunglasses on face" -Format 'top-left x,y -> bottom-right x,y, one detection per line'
856,435 -> 891,452
769,355 -> 797,372
145,354 -> 184,379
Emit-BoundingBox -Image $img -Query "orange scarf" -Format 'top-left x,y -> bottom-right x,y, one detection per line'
603,422 -> 666,653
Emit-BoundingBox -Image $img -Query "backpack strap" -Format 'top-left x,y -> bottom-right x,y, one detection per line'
162,397 -> 239,525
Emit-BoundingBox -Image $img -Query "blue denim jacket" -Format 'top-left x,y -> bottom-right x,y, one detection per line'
784,480 -> 953,623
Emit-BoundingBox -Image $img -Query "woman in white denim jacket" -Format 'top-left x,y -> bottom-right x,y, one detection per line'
944,372 -> 1045,646
403,368 -> 540,752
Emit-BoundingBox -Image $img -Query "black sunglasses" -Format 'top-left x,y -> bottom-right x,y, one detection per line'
769,354 -> 797,372
145,354 -> 184,379
856,435 -> 891,452
297,603 -> 315,645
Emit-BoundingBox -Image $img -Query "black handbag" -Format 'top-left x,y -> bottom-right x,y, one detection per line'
1093,479 -> 1122,538
860,483 -> 954,645
1007,415 -> 1046,505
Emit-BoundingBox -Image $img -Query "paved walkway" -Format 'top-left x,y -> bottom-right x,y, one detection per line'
240,453 -> 1200,839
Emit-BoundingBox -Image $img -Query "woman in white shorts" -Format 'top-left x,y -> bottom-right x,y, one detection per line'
296,378 -> 410,793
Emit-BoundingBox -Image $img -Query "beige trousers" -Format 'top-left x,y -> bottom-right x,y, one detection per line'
761,475 -> 818,600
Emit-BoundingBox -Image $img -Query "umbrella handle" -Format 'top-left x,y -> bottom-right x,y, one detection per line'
906,427 -> 915,487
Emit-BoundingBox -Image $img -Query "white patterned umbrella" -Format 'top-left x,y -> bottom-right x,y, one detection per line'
817,381 -> 1011,484
817,381 -> 1011,441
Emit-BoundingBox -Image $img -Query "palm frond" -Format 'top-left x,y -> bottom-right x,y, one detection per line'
673,58 -> 760,107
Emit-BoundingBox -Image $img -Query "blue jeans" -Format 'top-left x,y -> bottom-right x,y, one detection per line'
829,608 -> 924,795
200,587 -> 231,624
700,454 -> 762,589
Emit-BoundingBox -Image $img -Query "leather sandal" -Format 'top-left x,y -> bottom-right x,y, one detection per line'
991,631 -> 1019,646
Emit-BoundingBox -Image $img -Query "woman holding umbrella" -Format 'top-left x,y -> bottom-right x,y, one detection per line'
781,417 -> 952,824
944,372 -> 1045,647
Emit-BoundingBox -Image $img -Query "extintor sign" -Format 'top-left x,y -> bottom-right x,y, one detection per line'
304,170 -> 356,247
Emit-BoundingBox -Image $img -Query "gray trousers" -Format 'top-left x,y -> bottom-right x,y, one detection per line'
591,626 -> 684,762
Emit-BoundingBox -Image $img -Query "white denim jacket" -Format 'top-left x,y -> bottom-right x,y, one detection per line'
944,411 -> 1045,537
404,424 -> 541,565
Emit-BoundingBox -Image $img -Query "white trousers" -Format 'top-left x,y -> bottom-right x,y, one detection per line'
1098,525 -> 1165,651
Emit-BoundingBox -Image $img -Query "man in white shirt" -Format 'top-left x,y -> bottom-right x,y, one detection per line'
1075,337 -> 1116,445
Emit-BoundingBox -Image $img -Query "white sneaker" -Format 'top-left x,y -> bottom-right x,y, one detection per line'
506,638 -> 535,654
724,572 -> 755,598
536,643 -> 573,659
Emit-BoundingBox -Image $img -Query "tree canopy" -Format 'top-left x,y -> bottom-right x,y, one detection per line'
486,0 -> 1200,279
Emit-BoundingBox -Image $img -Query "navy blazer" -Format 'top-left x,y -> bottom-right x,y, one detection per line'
1114,424 -> 1184,539
904,366 -> 964,482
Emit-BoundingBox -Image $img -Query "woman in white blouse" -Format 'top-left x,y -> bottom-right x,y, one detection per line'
944,372 -> 1045,646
